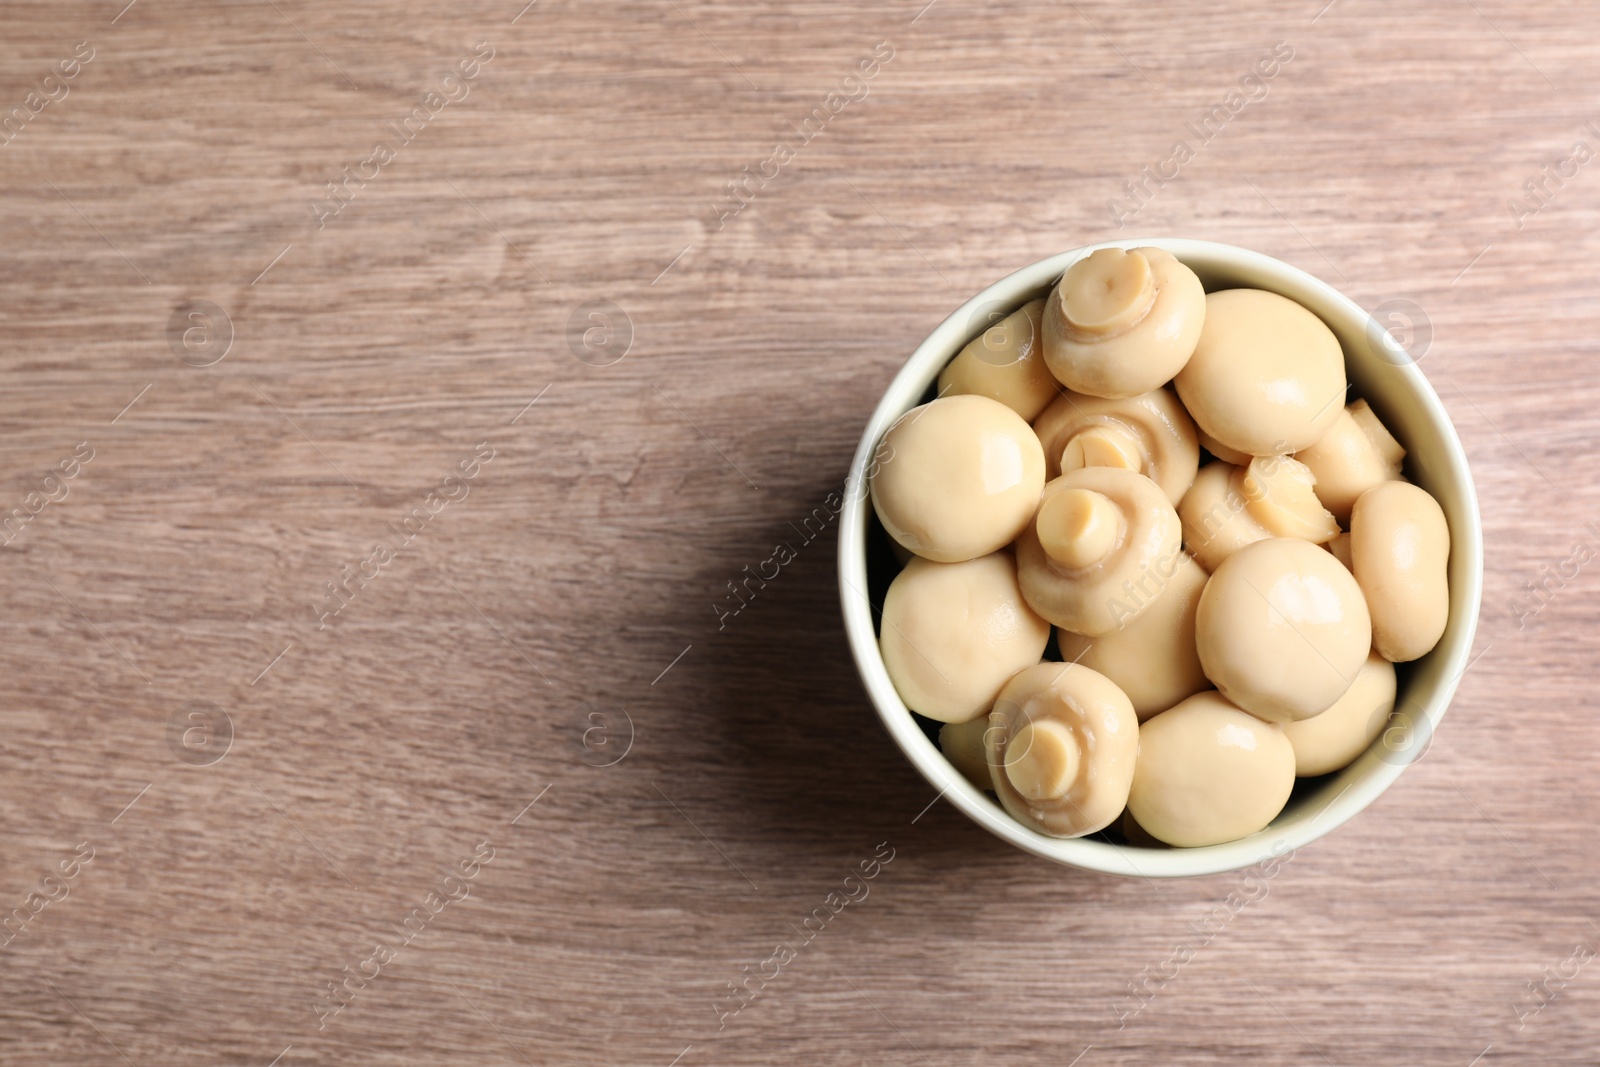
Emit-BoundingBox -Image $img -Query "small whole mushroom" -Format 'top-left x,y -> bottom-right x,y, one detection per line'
1280,650 -> 1397,777
1175,288 -> 1346,456
1237,454 -> 1340,544
938,717 -> 996,791
986,662 -> 1140,838
1015,466 -> 1183,635
1195,537 -> 1372,722
870,394 -> 1046,563
878,553 -> 1051,724
1180,456 -> 1339,572
1126,691 -> 1296,848
1294,399 -> 1406,523
1178,461 -> 1272,572
1040,247 -> 1207,399
1325,530 -> 1354,570
1056,551 -> 1210,720
1197,425 -> 1252,465
937,298 -> 1058,422
1031,386 -> 1200,505
1349,480 -> 1450,662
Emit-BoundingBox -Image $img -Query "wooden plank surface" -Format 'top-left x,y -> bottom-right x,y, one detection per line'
0,0 -> 1596,1063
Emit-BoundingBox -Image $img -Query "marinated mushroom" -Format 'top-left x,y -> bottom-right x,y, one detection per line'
1325,530 -> 1353,570
1015,466 -> 1183,635
1031,387 -> 1200,504
1195,537 -> 1372,722
1350,399 -> 1405,465
1178,461 -> 1274,573
1056,551 -> 1210,720
937,298 -> 1058,422
986,662 -> 1139,838
1294,399 -> 1406,523
1180,456 -> 1339,573
1126,691 -> 1296,848
1041,247 -> 1206,399
1238,454 -> 1340,544
1349,480 -> 1450,663
1174,289 -> 1346,456
889,537 -> 914,567
938,717 -> 996,791
1197,425 -> 1252,465
1280,651 -> 1397,777
1120,808 -> 1164,849
870,394 -> 1046,563
879,553 -> 1051,723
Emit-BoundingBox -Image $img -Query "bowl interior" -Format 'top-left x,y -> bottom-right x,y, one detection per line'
838,238 -> 1484,878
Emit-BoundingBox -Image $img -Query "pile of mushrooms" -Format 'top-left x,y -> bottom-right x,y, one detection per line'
870,246 -> 1452,848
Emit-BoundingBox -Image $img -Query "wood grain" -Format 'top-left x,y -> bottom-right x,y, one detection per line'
0,0 -> 1597,1063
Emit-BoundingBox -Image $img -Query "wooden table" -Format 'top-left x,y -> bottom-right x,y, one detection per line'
1,1 -> 1595,1063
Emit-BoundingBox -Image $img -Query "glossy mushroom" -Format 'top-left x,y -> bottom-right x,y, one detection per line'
1237,454 -> 1340,544
938,717 -> 996,791
1180,456 -> 1339,574
1325,531 -> 1353,570
1294,399 -> 1406,523
1174,289 -> 1346,456
1349,480 -> 1450,663
1178,462 -> 1268,572
986,662 -> 1139,838
1056,552 -> 1210,720
1040,247 -> 1206,399
1015,466 -> 1183,635
1119,808 -> 1165,849
1126,691 -> 1296,848
1280,651 -> 1397,777
870,394 -> 1046,563
1031,387 -> 1200,504
879,553 -> 1051,724
1195,537 -> 1372,722
1197,425 -> 1252,465
937,298 -> 1058,422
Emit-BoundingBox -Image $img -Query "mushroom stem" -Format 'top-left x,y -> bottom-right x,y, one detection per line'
1004,719 -> 1080,801
1060,425 -> 1143,475
1060,248 -> 1156,337
1037,487 -> 1123,570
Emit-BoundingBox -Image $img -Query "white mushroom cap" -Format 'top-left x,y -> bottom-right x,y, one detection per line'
1178,461 -> 1273,572
938,717 -> 996,791
1280,651 -> 1397,776
1127,691 -> 1296,848
1175,289 -> 1346,455
1015,467 -> 1182,635
870,394 -> 1046,563
1350,399 -> 1405,468
1195,537 -> 1372,722
1350,480 -> 1450,663
1180,457 -> 1339,573
1031,386 -> 1200,505
1238,454 -> 1339,543
1294,399 -> 1406,523
986,662 -> 1139,838
1120,808 -> 1164,849
1056,552 -> 1210,720
879,553 -> 1051,723
1325,531 -> 1353,570
1041,247 -> 1206,399
937,298 -> 1058,422
1197,425 -> 1253,465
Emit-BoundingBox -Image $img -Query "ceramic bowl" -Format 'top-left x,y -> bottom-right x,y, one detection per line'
837,238 -> 1483,877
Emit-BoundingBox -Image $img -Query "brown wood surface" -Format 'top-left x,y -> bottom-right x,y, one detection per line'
0,0 -> 1596,1063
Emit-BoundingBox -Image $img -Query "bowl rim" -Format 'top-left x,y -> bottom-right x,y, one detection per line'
837,237 -> 1484,878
